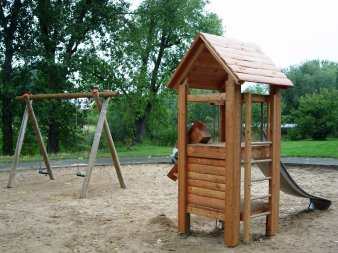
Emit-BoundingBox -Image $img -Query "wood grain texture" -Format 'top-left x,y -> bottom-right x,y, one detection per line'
7,105 -> 30,188
24,97 -> 55,180
188,194 -> 225,210
80,97 -> 110,198
224,78 -> 241,246
188,163 -> 225,176
188,186 -> 224,200
188,172 -> 225,184
177,80 -> 190,233
188,179 -> 225,192
243,93 -> 252,243
93,92 -> 126,189
187,204 -> 224,220
16,91 -> 117,100
188,157 -> 226,167
266,87 -> 281,236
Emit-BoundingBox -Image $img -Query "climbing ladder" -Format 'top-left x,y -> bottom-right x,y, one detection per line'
242,92 -> 280,243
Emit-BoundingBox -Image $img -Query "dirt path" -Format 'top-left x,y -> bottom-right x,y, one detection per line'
1,164 -> 337,253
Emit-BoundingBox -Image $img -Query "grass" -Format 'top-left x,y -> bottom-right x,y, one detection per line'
281,138 -> 338,158
0,139 -> 337,164
0,144 -> 173,164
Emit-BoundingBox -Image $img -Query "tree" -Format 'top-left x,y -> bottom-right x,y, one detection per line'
31,0 -> 129,153
0,0 -> 33,155
80,0 -> 223,143
289,88 -> 338,140
283,60 -> 338,116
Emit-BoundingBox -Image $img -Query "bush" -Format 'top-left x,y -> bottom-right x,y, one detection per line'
290,88 -> 338,140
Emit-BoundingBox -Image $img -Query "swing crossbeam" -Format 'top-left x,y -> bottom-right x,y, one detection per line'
15,91 -> 117,100
7,90 -> 126,198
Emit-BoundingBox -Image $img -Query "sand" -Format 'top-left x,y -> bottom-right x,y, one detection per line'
0,164 -> 337,253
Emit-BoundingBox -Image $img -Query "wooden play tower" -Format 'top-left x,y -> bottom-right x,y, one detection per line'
167,33 -> 293,246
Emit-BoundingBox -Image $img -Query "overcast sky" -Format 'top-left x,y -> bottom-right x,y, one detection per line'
130,0 -> 338,69
206,0 -> 338,68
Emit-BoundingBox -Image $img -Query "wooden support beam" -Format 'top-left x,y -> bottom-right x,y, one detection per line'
219,87 -> 226,142
242,94 -> 269,103
16,91 -> 117,100
80,97 -> 110,198
24,96 -> 55,180
92,91 -> 126,189
187,93 -> 226,103
243,93 -> 252,244
266,87 -> 281,236
7,105 -> 29,188
177,79 -> 190,233
224,78 -> 241,246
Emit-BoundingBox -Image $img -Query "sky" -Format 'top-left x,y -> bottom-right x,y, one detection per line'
130,0 -> 338,69
206,0 -> 338,68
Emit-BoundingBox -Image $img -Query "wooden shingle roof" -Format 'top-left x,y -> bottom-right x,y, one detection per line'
168,33 -> 293,90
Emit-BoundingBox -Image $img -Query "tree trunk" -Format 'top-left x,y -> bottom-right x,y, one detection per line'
0,0 -> 23,155
1,43 -> 15,156
135,102 -> 153,143
2,95 -> 14,155
47,118 -> 60,153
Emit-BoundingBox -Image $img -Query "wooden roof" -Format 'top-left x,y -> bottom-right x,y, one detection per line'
168,33 -> 293,90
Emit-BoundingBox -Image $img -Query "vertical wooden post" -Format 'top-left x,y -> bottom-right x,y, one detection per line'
224,79 -> 241,246
92,91 -> 126,189
243,93 -> 252,243
177,78 -> 190,233
24,95 -> 55,180
266,87 -> 281,235
219,105 -> 226,142
80,96 -> 110,198
7,105 -> 29,188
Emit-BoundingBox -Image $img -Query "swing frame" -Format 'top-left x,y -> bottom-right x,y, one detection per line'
7,89 -> 126,198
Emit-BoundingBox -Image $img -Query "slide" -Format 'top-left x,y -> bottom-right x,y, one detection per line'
257,161 -> 332,210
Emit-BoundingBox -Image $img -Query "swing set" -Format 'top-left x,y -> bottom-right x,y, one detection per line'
7,89 -> 126,198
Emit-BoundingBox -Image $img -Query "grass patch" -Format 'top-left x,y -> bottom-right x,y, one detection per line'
1,139 -> 337,164
0,144 -> 173,163
281,138 -> 338,158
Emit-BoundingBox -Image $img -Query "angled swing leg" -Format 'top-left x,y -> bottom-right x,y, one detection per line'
7,104 -> 30,188
93,92 -> 126,188
80,97 -> 110,198
24,96 -> 55,180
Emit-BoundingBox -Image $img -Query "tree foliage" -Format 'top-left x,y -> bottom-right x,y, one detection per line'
283,60 -> 338,116
0,0 -> 34,155
79,0 -> 223,144
30,0 -> 129,153
288,88 -> 338,140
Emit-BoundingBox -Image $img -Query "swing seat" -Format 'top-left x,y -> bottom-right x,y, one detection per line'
38,170 -> 50,175
76,171 -> 85,177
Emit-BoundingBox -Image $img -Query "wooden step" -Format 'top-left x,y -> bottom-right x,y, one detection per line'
250,194 -> 271,201
251,159 -> 272,164
251,176 -> 271,182
250,211 -> 271,219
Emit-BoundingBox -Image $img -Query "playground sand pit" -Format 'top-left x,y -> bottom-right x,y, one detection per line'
0,164 -> 337,253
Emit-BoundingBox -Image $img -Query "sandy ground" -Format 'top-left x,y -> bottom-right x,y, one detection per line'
0,164 -> 337,253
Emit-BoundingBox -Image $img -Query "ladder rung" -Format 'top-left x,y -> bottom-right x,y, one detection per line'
251,141 -> 272,146
251,176 -> 271,182
251,194 -> 271,201
251,159 -> 272,164
250,211 -> 271,219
